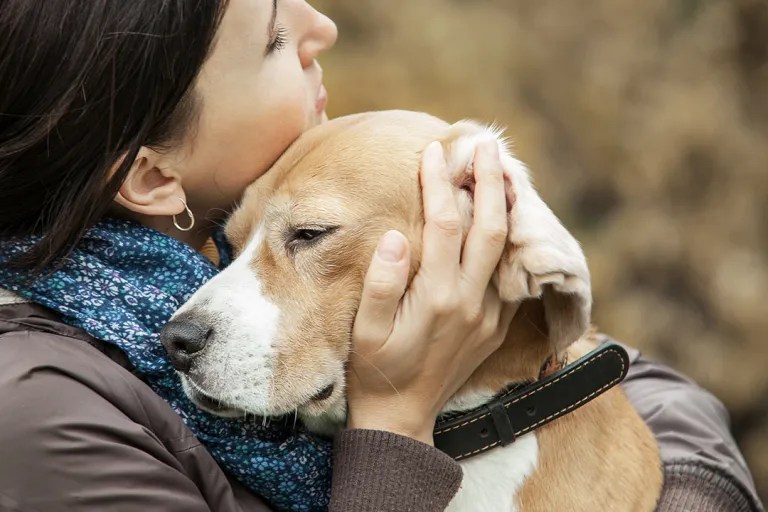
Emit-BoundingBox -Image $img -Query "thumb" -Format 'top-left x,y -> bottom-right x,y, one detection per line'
353,230 -> 411,353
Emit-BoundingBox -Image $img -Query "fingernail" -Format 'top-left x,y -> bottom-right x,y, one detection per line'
480,139 -> 500,161
377,230 -> 407,263
488,139 -> 500,157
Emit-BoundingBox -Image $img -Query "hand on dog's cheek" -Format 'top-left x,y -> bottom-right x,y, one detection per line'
345,230 -> 439,444
346,141 -> 515,446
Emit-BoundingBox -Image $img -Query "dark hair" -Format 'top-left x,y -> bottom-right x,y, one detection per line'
0,0 -> 229,270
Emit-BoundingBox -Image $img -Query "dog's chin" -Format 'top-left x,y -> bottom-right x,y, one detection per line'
298,394 -> 347,437
179,374 -> 347,428
180,379 -> 247,418
189,393 -> 246,418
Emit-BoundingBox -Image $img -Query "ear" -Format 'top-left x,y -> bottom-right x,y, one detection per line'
112,147 -> 186,217
441,121 -> 592,354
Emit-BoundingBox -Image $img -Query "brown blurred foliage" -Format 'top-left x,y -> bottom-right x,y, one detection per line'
313,0 -> 768,502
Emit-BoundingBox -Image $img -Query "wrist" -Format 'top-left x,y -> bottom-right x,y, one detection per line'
347,404 -> 436,445
347,421 -> 435,446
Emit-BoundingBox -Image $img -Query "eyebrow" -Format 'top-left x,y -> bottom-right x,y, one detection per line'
267,0 -> 278,38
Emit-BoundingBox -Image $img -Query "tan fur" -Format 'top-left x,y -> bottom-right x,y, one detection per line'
225,110 -> 662,509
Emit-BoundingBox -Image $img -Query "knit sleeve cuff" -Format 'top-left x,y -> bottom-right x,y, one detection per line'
657,462 -> 764,512
329,429 -> 463,512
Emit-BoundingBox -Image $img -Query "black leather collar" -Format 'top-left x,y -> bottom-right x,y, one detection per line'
434,341 -> 630,461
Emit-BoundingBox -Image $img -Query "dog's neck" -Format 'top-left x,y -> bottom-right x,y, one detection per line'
441,300 -> 554,415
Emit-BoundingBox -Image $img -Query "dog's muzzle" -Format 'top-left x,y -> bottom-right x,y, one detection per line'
160,317 -> 212,373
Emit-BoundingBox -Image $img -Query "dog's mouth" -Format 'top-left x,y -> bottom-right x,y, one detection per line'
194,391 -> 234,413
182,374 -> 339,421
310,383 -> 335,402
183,378 -> 244,418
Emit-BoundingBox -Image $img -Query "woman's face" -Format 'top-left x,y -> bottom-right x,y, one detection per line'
172,0 -> 337,217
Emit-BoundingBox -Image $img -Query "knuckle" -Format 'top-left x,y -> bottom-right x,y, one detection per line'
463,306 -> 485,327
480,224 -> 509,246
430,291 -> 461,315
480,316 -> 503,344
352,329 -> 380,348
431,214 -> 463,236
364,279 -> 400,302
480,164 -> 505,180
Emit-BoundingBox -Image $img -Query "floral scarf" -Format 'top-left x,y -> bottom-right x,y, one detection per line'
0,217 -> 332,511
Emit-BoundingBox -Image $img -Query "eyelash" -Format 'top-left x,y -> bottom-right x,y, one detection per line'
267,24 -> 288,54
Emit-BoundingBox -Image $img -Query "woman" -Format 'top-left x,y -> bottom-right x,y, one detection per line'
0,1 -> 761,511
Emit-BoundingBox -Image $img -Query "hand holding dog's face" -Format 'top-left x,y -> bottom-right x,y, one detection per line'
166,111 -> 591,429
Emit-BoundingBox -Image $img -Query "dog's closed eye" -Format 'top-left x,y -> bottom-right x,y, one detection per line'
285,226 -> 339,252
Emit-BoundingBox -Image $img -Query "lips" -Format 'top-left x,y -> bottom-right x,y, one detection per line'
192,389 -> 231,412
310,383 -> 335,402
185,377 -> 241,416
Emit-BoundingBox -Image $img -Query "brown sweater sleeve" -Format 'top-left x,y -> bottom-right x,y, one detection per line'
330,429 -> 463,511
657,462 -> 761,512
618,340 -> 764,512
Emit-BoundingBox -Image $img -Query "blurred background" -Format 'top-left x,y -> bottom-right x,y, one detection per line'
312,0 -> 768,502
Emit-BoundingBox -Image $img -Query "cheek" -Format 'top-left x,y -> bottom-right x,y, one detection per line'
183,76 -> 310,208
270,284 -> 358,388
267,258 -> 364,380
209,111 -> 304,200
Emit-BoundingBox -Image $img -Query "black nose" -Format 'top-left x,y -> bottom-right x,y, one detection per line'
160,319 -> 211,373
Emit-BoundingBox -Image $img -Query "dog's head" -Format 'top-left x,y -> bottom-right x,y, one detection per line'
161,111 -> 591,428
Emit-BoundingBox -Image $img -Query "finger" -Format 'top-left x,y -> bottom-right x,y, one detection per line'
419,141 -> 462,283
477,286 -> 503,341
462,140 -> 509,292
353,230 -> 411,352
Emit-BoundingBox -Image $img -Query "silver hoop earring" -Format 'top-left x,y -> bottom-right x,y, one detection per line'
173,197 -> 195,232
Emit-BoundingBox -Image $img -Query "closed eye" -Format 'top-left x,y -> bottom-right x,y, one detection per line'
285,226 -> 339,251
266,24 -> 288,55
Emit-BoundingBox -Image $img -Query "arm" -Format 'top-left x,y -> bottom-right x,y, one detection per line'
0,327 -> 462,512
0,334 -> 269,512
330,430 -> 462,511
619,342 -> 764,512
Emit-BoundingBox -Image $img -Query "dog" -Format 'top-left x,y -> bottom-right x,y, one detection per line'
162,111 -> 662,511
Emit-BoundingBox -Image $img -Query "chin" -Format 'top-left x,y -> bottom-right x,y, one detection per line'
297,394 -> 347,437
180,377 -> 245,418
299,408 -> 346,437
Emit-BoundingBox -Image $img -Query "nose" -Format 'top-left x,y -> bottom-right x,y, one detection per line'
299,8 -> 338,68
160,319 -> 212,373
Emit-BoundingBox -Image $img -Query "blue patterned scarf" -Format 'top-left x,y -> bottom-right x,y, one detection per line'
0,217 -> 332,511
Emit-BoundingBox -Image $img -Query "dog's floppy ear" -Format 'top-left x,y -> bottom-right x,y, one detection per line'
442,121 -> 592,354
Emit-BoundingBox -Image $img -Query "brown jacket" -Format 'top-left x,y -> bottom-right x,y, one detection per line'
0,300 -> 762,511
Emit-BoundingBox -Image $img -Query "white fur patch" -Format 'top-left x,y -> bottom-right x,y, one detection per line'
446,434 -> 539,512
442,388 -> 497,415
441,387 -> 539,512
173,228 -> 281,413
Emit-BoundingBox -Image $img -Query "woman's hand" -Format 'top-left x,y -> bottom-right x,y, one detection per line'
346,140 -> 519,445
